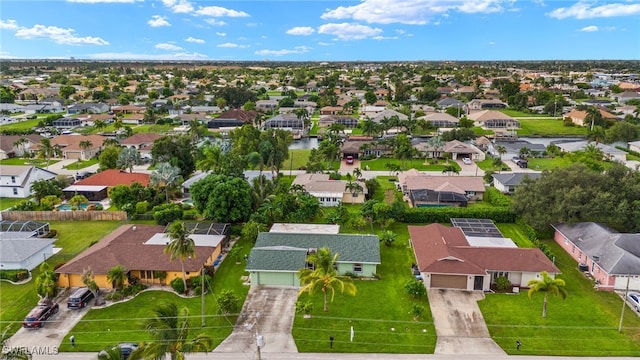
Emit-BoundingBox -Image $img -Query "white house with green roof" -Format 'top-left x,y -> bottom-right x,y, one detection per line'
246,232 -> 381,287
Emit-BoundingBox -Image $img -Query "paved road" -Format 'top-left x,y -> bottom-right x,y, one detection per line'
214,287 -> 298,354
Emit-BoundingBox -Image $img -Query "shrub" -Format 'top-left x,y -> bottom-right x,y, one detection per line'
122,283 -> 147,297
217,289 -> 240,314
485,187 -> 511,207
170,277 -> 186,294
411,303 -> 425,320
296,300 -> 314,315
0,269 -> 28,282
183,208 -> 198,220
405,279 -> 426,298
44,229 -> 58,238
187,275 -> 212,293
343,271 -> 360,279
105,291 -> 125,302
16,270 -> 29,281
153,203 -> 184,225
402,207 -> 516,224
495,276 -> 512,291
135,201 -> 149,214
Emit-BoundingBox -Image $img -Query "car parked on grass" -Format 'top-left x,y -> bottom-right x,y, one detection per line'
627,292 -> 640,312
22,302 -> 59,329
98,342 -> 139,360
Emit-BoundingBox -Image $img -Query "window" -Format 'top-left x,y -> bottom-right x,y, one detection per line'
492,271 -> 509,281
571,245 -> 575,254
11,176 -> 16,183
13,188 -> 18,195
140,270 -> 153,279
353,263 -> 363,273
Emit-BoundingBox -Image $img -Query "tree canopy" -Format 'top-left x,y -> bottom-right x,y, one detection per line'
190,174 -> 253,223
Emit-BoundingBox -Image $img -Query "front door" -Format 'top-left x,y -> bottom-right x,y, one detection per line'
473,276 -> 484,290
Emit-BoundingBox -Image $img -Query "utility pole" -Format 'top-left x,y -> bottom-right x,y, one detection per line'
618,275 -> 631,332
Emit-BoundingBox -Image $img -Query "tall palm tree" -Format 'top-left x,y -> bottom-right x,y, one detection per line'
345,181 -> 363,204
352,167 -> 363,180
79,140 -> 93,160
94,119 -> 107,133
38,138 -> 61,169
150,162 -> 182,202
117,147 -> 141,173
495,145 -> 507,159
1,325 -> 31,359
13,137 -> 29,157
527,271 -> 568,318
164,221 -> 196,292
134,302 -> 212,360
106,265 -> 128,290
360,118 -> 379,138
196,144 -> 223,172
298,247 -> 357,312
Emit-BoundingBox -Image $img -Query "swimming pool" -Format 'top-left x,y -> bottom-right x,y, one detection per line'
56,203 -> 100,211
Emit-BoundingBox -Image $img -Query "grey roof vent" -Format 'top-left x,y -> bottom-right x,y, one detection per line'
593,255 -> 600,262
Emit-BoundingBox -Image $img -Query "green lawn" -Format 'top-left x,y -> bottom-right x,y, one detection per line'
59,235 -> 253,352
0,221 -> 125,333
476,159 -> 511,173
132,124 -> 172,134
499,110 -> 550,118
0,197 -> 29,210
292,224 -> 436,353
525,157 -> 575,171
479,239 -> 640,356
495,223 -> 534,248
0,119 -> 40,131
0,158 -> 58,167
287,149 -> 311,170
62,158 -> 99,170
517,119 -> 588,137
361,158 -> 460,173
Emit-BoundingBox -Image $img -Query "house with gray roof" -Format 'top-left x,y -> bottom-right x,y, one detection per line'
0,221 -> 54,271
246,232 -> 381,287
492,172 -> 542,194
0,165 -> 57,198
556,140 -> 626,162
552,222 -> 640,291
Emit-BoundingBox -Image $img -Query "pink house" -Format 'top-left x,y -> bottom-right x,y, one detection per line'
552,222 -> 640,292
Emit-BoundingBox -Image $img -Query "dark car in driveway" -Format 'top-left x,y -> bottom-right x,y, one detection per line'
22,302 -> 59,328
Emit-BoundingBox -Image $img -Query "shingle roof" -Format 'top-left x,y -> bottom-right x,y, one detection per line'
492,173 -> 542,186
74,169 -> 150,187
0,239 -> 54,263
246,247 -> 308,271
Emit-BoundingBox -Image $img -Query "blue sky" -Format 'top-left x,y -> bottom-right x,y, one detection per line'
1,0 -> 639,61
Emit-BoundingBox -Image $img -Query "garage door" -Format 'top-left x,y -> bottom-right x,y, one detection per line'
430,274 -> 467,289
257,272 -> 297,286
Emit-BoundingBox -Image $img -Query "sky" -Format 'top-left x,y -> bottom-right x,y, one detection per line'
1,0 -> 639,61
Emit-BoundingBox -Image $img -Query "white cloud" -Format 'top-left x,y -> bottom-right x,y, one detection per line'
87,51 -> 208,60
318,23 -> 383,40
286,27 -> 315,35
321,0 -> 506,25
579,25 -> 599,32
0,19 -> 19,30
185,36 -> 205,43
162,0 -> 194,13
67,0 -> 139,3
148,15 -> 171,27
15,24 -> 108,45
205,19 -> 227,26
217,42 -> 249,48
254,46 -> 312,57
372,36 -> 399,40
548,1 -> 640,19
318,42 -> 333,46
155,42 -> 183,51
195,6 -> 249,17
216,32 -> 226,36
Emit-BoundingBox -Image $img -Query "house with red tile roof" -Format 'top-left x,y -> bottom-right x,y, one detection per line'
62,169 -> 150,201
409,223 -> 559,291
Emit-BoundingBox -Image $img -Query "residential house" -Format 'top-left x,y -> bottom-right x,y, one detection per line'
420,112 -> 459,128
564,109 -> 617,127
318,115 -> 358,129
111,105 -> 146,115
340,136 -> 392,159
77,113 -> 116,127
50,134 -> 105,160
0,165 -> 57,198
0,221 -> 54,271
52,118 -> 82,129
409,223 -> 560,291
552,222 -> 640,291
246,231 -> 380,286
56,223 -> 229,289
207,109 -> 256,129
467,110 -> 520,129
121,113 -> 145,125
0,103 -> 26,113
292,173 -> 367,206
370,109 -> 408,124
614,91 -> 640,104
361,105 -> 387,118
119,133 -> 161,159
263,114 -> 305,136
466,99 -> 507,112
0,134 -> 43,159
63,169 -> 150,201
398,169 -> 485,207
175,113 -> 210,126
436,97 -> 465,110
556,140 -> 626,162
67,102 -> 110,115
189,106 -> 222,114
492,172 -> 542,194
319,106 -> 343,116
256,100 -> 279,113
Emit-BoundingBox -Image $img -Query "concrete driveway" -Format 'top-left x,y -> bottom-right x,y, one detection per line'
427,289 -> 506,356
8,288 -> 91,352
214,286 -> 298,354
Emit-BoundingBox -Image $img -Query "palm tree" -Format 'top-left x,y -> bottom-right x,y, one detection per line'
196,144 -> 223,172
79,140 -> 93,160
1,325 -> 31,359
352,167 -> 363,181
298,247 -> 357,312
102,138 -> 120,147
117,147 -> 141,173
360,118 -> 379,137
441,165 -> 459,176
164,221 -> 196,292
150,162 -> 182,202
38,138 -> 61,169
135,302 -> 212,360
106,265 -> 128,290
345,181 -> 363,204
35,263 -> 57,302
495,145 -> 507,159
94,119 -> 107,133
13,137 -> 29,157
527,271 -> 568,318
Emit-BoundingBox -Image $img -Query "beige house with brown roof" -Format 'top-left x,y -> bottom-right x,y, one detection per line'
467,110 -> 519,129
292,173 -> 367,206
50,134 -> 105,160
399,169 -> 485,206
564,109 -> 617,127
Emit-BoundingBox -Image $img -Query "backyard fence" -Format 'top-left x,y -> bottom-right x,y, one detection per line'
1,211 -> 128,221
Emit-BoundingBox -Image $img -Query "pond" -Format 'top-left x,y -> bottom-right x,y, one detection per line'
289,137 -> 319,149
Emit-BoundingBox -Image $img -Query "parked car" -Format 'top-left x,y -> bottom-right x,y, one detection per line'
98,342 -> 139,360
22,302 -> 59,328
462,157 -> 472,165
67,287 -> 95,309
345,155 -> 354,165
627,292 -> 640,312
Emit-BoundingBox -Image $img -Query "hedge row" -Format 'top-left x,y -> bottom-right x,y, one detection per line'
402,207 -> 516,224
485,187 -> 511,207
0,269 -> 29,282
516,218 -> 555,259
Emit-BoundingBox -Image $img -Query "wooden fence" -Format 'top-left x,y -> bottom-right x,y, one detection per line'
1,211 -> 128,221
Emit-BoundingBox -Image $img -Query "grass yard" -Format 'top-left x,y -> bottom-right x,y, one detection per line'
0,158 -> 58,167
0,221 -> 125,334
499,110 -> 550,118
0,197 -> 29,210
479,239 -> 640,356
495,223 -> 535,248
292,224 -> 436,353
62,158 -> 99,170
0,119 -> 40,132
517,119 -> 588,137
132,124 -> 172,134
361,158 -> 460,173
59,236 -> 253,352
286,149 -> 311,170
525,157 -> 575,171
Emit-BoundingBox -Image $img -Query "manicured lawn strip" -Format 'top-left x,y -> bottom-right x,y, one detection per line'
62,158 -> 99,170
0,158 -> 59,166
472,127 -> 494,136
0,197 -> 28,210
133,124 -> 172,134
525,157 -> 576,171
0,119 -> 40,131
495,223 -> 534,248
517,119 -> 588,137
499,110 -> 549,118
479,240 -> 640,356
292,224 -> 436,353
60,235 -> 253,352
362,158 -> 460,172
287,149 -> 311,170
